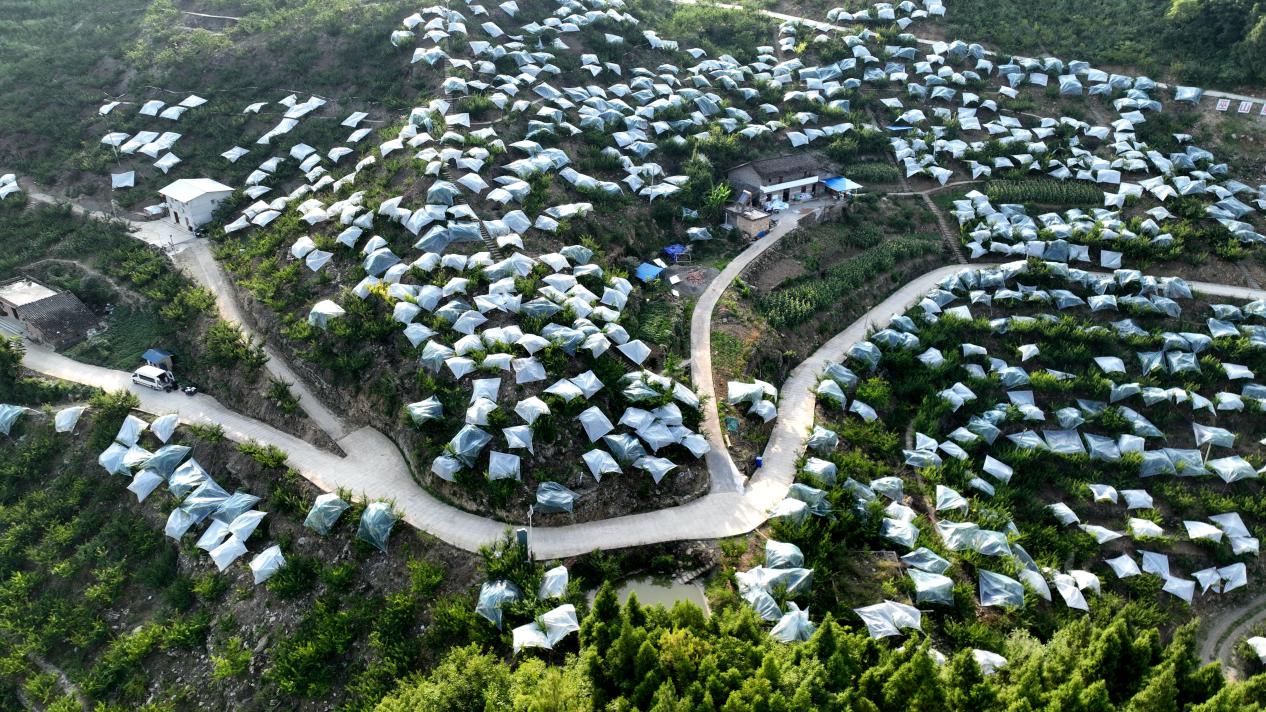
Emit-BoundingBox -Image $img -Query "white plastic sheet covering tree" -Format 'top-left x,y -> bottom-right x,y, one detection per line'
512,604 -> 580,653
910,569 -> 954,605
197,519 -> 230,552
635,456 -> 677,483
127,470 -> 166,502
54,406 -> 87,433
357,502 -> 397,552
450,425 -> 492,465
771,602 -> 816,643
229,510 -> 267,541
973,649 -> 1008,675
735,567 -> 813,598
250,545 -> 286,584
901,547 -> 950,574
210,536 -> 248,571
765,540 -> 804,569
853,600 -> 922,638
539,565 -> 569,599
978,570 -> 1025,607
144,444 -> 191,477
536,481 -> 577,513
1163,577 -> 1196,603
164,507 -> 200,539
115,414 -> 148,446
150,413 -> 179,443
476,580 -> 522,629
582,449 -> 620,481
488,451 -> 521,481
308,300 -> 346,328
577,406 -> 614,442
406,397 -> 443,424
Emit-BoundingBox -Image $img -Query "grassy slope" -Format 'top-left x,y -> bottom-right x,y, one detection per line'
0,0 -> 419,188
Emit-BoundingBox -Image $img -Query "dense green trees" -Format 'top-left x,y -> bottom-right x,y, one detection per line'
1166,0 -> 1266,86
376,591 -> 1266,711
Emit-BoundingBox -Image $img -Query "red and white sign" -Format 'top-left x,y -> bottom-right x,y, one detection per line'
1216,98 -> 1231,112
1238,100 -> 1253,114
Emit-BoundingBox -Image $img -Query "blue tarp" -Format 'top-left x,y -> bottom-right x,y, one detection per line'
142,348 -> 173,364
824,176 -> 863,193
664,244 -> 688,259
635,263 -> 664,283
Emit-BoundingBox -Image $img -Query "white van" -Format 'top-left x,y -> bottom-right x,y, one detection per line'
132,365 -> 176,392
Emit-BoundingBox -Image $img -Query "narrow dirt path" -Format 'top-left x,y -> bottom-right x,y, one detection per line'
19,258 -> 144,306
919,192 -> 967,264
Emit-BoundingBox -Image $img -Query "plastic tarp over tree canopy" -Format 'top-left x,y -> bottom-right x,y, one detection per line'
538,565 -> 569,599
535,481 -> 577,513
250,545 -> 286,584
853,600 -> 922,638
511,604 -> 581,653
909,569 -> 954,605
0,402 -> 27,435
765,540 -> 804,569
54,406 -> 87,433
356,502 -> 397,552
476,580 -> 522,629
304,492 -> 350,535
979,570 -> 1025,608
770,602 -> 816,643
308,300 -> 346,328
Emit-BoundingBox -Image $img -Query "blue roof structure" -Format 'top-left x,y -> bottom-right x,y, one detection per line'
824,176 -> 864,193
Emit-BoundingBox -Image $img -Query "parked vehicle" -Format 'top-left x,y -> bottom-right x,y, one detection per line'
131,365 -> 176,392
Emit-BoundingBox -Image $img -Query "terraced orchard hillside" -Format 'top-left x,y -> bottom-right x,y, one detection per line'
7,0 -> 1266,707
0,382 -> 486,711
754,259 -> 1266,650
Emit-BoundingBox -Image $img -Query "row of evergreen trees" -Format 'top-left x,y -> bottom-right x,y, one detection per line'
375,585 -> 1266,711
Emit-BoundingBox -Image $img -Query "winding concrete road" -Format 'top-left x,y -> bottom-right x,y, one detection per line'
1199,598 -> 1266,677
20,255 -> 967,558
691,197 -> 833,493
20,183 -> 350,440
11,192 -> 1266,635
11,185 -> 960,558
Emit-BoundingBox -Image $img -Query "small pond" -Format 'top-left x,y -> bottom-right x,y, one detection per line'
592,576 -> 711,615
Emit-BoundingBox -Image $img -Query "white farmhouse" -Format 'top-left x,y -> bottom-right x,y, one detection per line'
158,178 -> 234,230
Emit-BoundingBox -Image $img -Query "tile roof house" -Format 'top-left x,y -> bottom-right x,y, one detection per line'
0,278 -> 101,349
727,154 -> 828,205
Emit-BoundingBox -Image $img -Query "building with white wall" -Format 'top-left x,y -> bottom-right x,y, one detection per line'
158,178 -> 234,230
727,154 -> 827,207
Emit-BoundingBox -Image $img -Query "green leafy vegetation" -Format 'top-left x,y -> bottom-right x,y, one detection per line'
759,233 -> 941,329
943,0 -> 1266,88
984,179 -> 1105,206
845,162 -> 902,185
